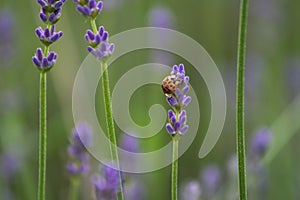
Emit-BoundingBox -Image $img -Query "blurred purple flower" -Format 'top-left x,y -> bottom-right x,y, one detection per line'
0,152 -> 20,179
0,9 -> 15,66
124,178 -> 145,200
92,165 -> 120,200
250,128 -> 272,158
67,122 -> 93,175
148,5 -> 174,28
182,181 -> 202,200
148,5 -> 175,65
120,133 -> 139,153
201,165 -> 221,194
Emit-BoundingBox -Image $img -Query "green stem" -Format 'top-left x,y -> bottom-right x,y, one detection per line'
90,19 -> 98,33
38,71 -> 47,200
171,137 -> 179,200
70,177 -> 80,200
100,62 -> 124,200
236,0 -> 249,199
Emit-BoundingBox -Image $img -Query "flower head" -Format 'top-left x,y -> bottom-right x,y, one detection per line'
32,48 -> 58,72
66,122 -> 93,175
92,165 -> 120,200
35,25 -> 63,46
86,26 -> 114,60
166,110 -> 188,135
163,64 -> 191,136
74,0 -> 103,18
38,0 -> 66,24
201,165 -> 221,194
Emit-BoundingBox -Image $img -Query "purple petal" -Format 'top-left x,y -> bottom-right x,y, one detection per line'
50,34 -> 59,42
89,0 -> 96,8
47,52 -> 55,61
99,26 -> 104,36
184,76 -> 189,84
48,0 -> 54,4
42,57 -> 48,67
179,125 -> 188,135
37,0 -> 47,7
32,57 -> 41,67
174,122 -> 180,132
36,48 -> 43,61
39,12 -> 47,22
87,46 -> 94,53
54,1 -> 63,9
182,96 -> 191,107
178,63 -> 185,73
170,116 -> 176,125
168,110 -> 175,120
83,5 -> 92,16
102,32 -> 108,41
44,28 -> 50,38
97,1 -> 103,11
166,123 -> 175,134
172,65 -> 179,73
86,30 -> 95,41
109,44 -> 114,53
50,25 -> 55,34
182,85 -> 190,95
167,96 -> 178,107
35,27 -> 43,39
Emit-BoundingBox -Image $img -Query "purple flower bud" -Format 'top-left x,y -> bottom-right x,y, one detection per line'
35,26 -> 63,46
166,123 -> 175,134
167,96 -> 178,107
201,165 -> 221,194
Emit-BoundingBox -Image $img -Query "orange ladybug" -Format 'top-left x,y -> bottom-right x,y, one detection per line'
162,74 -> 182,96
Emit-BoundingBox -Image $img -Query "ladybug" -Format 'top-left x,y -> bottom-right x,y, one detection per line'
162,74 -> 182,96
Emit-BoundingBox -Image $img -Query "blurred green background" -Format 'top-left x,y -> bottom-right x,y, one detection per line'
0,0 -> 300,199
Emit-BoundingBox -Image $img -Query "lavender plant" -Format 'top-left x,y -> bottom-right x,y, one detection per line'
31,1 -> 66,199
72,1 -> 123,199
162,64 -> 191,200
67,122 -> 93,200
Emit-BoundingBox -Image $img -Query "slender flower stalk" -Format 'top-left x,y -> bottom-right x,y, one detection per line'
73,1 -> 123,199
236,0 -> 249,199
32,1 -> 66,200
162,64 -> 191,200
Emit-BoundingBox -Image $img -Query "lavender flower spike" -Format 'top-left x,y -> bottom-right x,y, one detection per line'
162,63 -> 191,136
66,122 -> 93,175
32,48 -> 58,72
86,26 -> 114,60
250,128 -> 272,158
38,0 -> 66,24
75,0 -> 103,19
35,25 -> 63,46
92,165 -> 120,200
